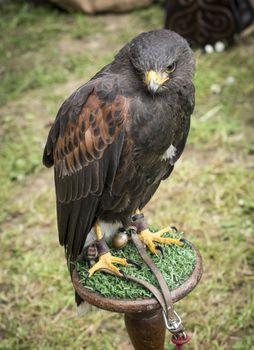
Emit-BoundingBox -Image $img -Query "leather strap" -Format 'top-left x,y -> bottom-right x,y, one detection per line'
99,228 -> 184,334
86,225 -> 184,335
129,229 -> 183,334
95,237 -> 110,256
131,230 -> 174,316
124,274 -> 167,312
131,213 -> 149,232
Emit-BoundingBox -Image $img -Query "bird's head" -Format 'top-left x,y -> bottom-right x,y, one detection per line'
127,29 -> 195,94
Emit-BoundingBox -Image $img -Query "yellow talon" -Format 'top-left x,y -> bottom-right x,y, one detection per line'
88,252 -> 129,277
139,227 -> 183,254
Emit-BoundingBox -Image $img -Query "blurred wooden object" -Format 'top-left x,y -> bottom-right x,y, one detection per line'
125,310 -> 166,350
49,0 -> 152,13
165,0 -> 254,46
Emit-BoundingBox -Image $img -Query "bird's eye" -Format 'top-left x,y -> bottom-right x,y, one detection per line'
167,62 -> 176,73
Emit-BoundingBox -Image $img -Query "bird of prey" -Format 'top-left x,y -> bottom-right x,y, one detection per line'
43,29 -> 195,290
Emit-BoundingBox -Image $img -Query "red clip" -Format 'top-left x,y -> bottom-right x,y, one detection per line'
171,334 -> 191,350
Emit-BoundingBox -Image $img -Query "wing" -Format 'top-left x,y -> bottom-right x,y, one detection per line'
43,77 -> 129,264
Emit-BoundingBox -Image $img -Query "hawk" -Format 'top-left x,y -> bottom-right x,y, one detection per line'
43,29 -> 195,299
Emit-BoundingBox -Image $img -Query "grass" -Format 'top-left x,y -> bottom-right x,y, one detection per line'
77,232 -> 196,299
0,1 -> 253,350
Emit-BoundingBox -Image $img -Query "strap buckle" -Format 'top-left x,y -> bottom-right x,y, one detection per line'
162,309 -> 183,334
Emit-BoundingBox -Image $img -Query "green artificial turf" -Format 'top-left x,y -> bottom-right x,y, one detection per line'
77,231 -> 196,299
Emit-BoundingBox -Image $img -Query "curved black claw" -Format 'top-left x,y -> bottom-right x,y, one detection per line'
180,238 -> 192,247
126,259 -> 142,270
156,245 -> 164,257
119,269 -> 129,281
171,226 -> 178,233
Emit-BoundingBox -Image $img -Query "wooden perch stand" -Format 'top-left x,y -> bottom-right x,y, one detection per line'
72,244 -> 202,350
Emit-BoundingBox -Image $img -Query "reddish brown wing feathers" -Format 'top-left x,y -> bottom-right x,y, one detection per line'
43,78 -> 130,262
54,92 -> 128,179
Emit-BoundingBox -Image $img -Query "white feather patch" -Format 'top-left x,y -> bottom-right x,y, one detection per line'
161,144 -> 177,163
84,220 -> 122,248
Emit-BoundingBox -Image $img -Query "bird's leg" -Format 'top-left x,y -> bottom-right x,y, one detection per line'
87,222 -> 133,277
131,210 -> 183,254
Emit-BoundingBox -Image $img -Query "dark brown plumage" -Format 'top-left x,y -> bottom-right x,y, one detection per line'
43,29 -> 195,274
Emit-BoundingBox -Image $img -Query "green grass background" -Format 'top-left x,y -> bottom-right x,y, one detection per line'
0,1 -> 253,349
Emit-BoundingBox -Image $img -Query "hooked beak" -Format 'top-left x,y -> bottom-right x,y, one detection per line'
145,70 -> 169,93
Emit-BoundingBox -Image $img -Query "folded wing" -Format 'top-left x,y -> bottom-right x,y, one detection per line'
43,78 -> 129,263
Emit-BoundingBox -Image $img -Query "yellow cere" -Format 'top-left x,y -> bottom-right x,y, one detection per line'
145,70 -> 169,86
